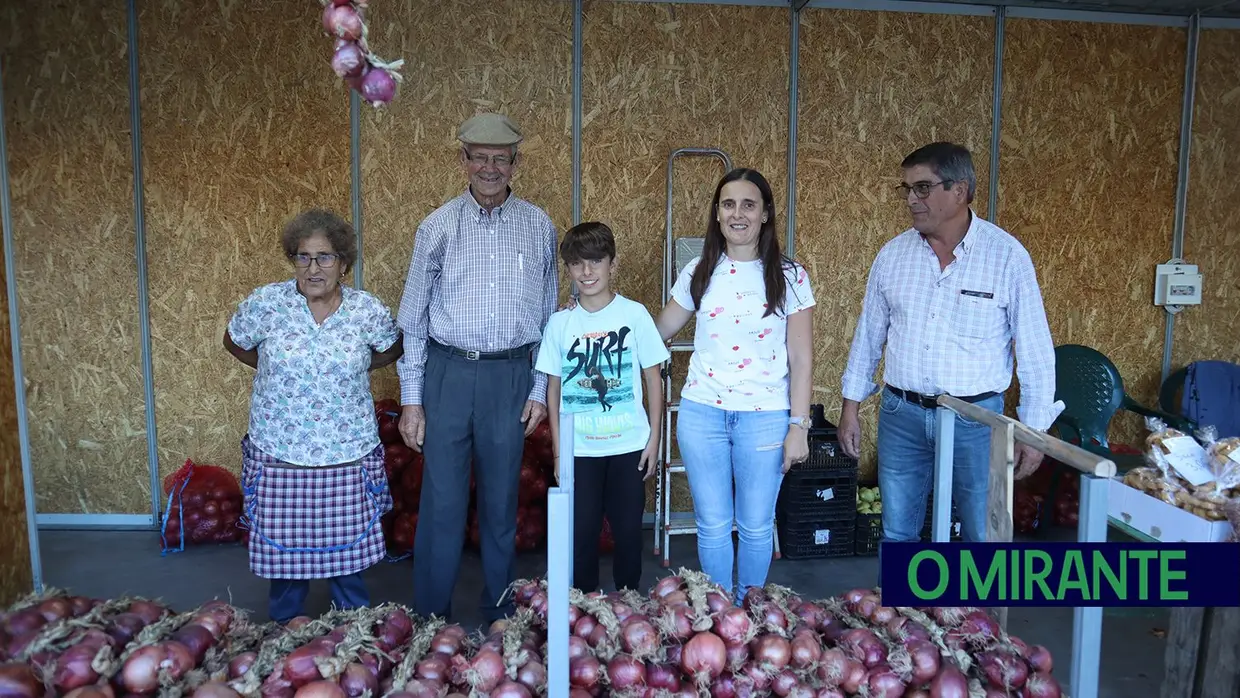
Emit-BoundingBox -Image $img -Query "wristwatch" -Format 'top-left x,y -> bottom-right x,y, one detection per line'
789,416 -> 810,431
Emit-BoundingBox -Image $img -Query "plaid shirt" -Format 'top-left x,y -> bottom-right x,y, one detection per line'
396,188 -> 559,406
841,211 -> 1063,431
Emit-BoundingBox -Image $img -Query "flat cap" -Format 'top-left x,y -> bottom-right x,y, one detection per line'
457,113 -> 523,147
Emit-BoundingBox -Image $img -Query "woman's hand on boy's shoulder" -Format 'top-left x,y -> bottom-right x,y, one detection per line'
558,296 -> 578,312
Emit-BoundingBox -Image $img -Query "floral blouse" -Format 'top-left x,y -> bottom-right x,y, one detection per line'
227,280 -> 400,467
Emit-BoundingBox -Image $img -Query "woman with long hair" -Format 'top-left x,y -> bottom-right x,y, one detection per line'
656,167 -> 815,605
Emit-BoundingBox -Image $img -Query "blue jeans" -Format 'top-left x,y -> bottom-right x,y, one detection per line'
268,572 -> 369,624
677,398 -> 789,605
875,387 -> 1002,584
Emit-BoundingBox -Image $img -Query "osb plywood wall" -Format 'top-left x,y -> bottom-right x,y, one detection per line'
1173,29 -> 1240,369
357,0 -> 574,403
998,19 -> 1185,449
138,0 -> 351,498
0,250 -> 33,603
582,1 -> 790,512
2,0 -> 148,514
797,9 -> 995,480
3,1 -> 1238,519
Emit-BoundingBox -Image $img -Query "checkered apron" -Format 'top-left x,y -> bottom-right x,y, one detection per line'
239,435 -> 392,580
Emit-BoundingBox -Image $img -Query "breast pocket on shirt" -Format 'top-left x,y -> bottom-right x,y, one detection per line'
952,292 -> 1006,340
515,247 -> 544,308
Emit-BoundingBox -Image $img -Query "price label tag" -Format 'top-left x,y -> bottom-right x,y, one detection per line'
1162,436 -> 1213,487
814,529 -> 831,545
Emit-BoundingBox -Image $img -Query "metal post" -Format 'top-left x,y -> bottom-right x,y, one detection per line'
785,4 -> 800,255
932,407 -> 955,542
0,51 -> 44,592
1162,13 -> 1200,383
128,0 -> 161,528
546,411 -> 575,698
1070,474 -> 1108,698
572,0 -> 583,227
986,6 -> 1004,223
350,89 -> 364,289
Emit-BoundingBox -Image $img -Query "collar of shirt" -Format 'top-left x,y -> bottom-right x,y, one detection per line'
463,187 -> 517,224
915,208 -> 980,258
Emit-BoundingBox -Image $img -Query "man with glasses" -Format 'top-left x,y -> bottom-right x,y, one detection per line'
395,112 -> 559,623
838,142 -> 1060,581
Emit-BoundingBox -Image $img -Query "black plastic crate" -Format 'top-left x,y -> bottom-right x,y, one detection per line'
776,467 -> 858,526
854,513 -> 883,556
797,436 -> 856,472
778,517 -> 856,560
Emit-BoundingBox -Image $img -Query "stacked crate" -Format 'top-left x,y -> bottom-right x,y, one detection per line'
775,411 -> 859,559
854,486 -> 965,556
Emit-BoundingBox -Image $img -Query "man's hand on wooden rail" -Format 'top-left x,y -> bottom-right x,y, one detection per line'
1014,442 -> 1044,480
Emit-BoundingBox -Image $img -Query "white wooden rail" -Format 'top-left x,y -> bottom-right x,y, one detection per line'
933,395 -> 1116,698
546,411 -> 575,698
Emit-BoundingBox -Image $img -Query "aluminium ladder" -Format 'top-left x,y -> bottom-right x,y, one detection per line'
652,147 -> 781,567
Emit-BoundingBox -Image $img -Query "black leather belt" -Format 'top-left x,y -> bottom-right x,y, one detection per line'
431,339 -> 533,361
886,385 -> 997,410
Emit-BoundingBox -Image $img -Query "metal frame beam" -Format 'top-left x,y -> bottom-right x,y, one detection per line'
987,6 -> 1005,223
351,90 -> 364,290
573,0 -> 583,227
1161,13 -> 1201,383
786,4 -> 800,255
128,0 -> 161,532
0,48 -> 44,593
37,514 -> 156,530
1201,17 -> 1240,28
1003,6 -> 1189,26
804,0 -> 996,16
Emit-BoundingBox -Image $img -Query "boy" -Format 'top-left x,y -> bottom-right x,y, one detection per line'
535,221 -> 670,593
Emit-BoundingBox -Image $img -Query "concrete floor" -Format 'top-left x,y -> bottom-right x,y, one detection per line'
37,527 -> 1166,696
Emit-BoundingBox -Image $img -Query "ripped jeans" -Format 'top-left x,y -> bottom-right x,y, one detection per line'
677,398 -> 789,605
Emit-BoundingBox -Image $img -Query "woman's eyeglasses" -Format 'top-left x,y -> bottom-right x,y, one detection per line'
290,253 -> 339,268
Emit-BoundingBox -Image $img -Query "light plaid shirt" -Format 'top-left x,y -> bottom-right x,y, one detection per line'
841,211 -> 1063,431
396,188 -> 559,406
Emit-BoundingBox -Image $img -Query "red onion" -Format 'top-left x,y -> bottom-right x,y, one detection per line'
332,42 -> 366,79
651,576 -> 684,600
566,636 -> 589,661
568,655 -> 600,690
170,624 -> 215,664
52,643 -> 102,692
871,605 -> 897,626
815,688 -> 846,698
0,662 -> 43,697
710,671 -> 738,698
1027,645 -> 1053,674
742,661 -> 773,691
905,640 -> 941,684
515,660 -> 546,691
1021,672 -> 1063,698
229,651 -> 256,679
750,634 -> 791,671
37,597 -> 73,623
681,632 -> 727,681
856,594 -> 881,620
815,647 -> 849,686
840,659 -> 867,694
605,655 -> 645,690
724,640 -> 749,669
661,605 -> 695,642
645,661 -> 680,690
466,648 -> 505,693
770,669 -> 798,696
790,629 -> 822,669
621,616 -> 660,657
931,606 -> 969,628
706,592 -> 731,613
572,614 -> 596,639
841,628 -> 888,668
192,683 -> 241,697
928,663 -> 970,698
126,600 -> 167,625
864,663 -> 906,698
488,682 -> 531,698
714,607 -> 752,645
293,681 -> 346,697
338,662 -> 378,697
979,650 -> 1030,691
323,5 -> 363,40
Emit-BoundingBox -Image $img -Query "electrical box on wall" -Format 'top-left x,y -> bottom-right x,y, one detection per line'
1154,263 -> 1203,307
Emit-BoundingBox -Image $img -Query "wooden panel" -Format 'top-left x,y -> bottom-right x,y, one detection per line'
999,19 -> 1185,449
1173,29 -> 1240,370
797,9 -> 995,481
140,0 -> 351,483
359,0 -> 574,405
583,0 -> 790,511
3,0 -> 146,513
0,238 -> 33,604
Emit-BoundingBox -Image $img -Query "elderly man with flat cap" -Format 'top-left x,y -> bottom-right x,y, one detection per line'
395,112 -> 558,623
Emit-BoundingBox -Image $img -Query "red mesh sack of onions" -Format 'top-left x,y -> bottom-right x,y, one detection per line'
321,0 -> 404,108
160,458 -> 245,553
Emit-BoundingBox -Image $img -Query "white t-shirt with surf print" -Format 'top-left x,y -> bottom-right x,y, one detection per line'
671,254 -> 815,412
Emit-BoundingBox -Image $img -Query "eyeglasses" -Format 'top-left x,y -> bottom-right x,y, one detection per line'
896,180 -> 954,199
290,253 -> 339,268
465,151 -> 514,168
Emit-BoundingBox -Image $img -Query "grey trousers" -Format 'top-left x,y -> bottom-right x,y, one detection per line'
412,342 -> 532,624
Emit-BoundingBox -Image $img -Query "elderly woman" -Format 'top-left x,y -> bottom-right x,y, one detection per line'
223,208 -> 403,623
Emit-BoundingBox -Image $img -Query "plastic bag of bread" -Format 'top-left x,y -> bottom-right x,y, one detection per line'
1144,416 -> 1212,488
1124,465 -> 1182,505
1203,429 -> 1240,498
1225,497 -> 1240,543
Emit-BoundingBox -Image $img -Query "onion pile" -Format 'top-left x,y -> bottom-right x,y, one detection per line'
317,0 -> 403,107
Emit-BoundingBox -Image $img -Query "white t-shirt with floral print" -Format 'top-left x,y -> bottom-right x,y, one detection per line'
671,254 -> 815,412
227,280 -> 401,467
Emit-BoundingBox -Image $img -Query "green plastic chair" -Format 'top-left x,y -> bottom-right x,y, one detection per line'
1051,344 -> 1193,473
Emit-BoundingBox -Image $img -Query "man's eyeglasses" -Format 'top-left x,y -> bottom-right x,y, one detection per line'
896,179 -> 954,199
466,151 -> 514,168
290,253 -> 339,269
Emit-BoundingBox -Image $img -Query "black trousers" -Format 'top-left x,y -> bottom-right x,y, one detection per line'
573,449 -> 647,593
413,344 -> 532,624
